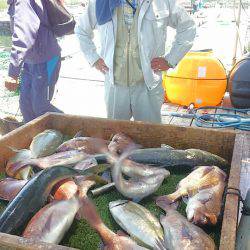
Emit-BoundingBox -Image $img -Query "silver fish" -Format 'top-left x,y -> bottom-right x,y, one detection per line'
111,153 -> 168,200
108,153 -> 170,179
30,129 -> 63,158
109,200 -> 164,249
78,198 -> 148,250
6,150 -> 90,178
6,149 -> 33,180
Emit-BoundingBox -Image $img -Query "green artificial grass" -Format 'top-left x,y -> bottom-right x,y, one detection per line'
61,167 -> 221,249
0,167 -> 221,249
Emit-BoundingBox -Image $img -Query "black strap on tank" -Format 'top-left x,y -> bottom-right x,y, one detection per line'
223,186 -> 250,225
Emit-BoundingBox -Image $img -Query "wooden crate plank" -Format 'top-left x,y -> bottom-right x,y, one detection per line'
47,113 -> 236,161
0,114 -> 50,172
169,106 -> 193,127
161,103 -> 178,124
238,133 -> 250,221
0,113 -> 242,249
220,133 -> 245,250
0,233 -> 77,250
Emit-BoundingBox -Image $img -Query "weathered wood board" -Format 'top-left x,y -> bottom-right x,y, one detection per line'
0,112 -> 247,250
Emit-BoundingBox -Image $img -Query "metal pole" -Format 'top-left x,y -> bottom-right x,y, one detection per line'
232,0 -> 242,66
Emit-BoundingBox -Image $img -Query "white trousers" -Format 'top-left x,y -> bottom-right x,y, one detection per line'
104,80 -> 164,123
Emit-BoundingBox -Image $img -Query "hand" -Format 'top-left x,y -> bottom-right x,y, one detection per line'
4,76 -> 19,92
94,58 -> 109,74
151,57 -> 171,72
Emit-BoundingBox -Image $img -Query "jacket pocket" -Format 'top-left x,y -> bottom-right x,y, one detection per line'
148,82 -> 164,96
145,8 -> 169,21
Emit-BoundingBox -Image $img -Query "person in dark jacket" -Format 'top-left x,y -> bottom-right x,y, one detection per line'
4,0 -> 63,123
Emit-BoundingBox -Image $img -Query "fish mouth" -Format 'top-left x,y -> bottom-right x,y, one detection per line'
109,200 -> 129,209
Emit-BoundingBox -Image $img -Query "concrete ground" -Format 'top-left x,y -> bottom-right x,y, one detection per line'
0,6 -> 249,121
51,7 -> 249,119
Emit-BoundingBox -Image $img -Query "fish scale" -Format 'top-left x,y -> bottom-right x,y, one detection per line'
109,200 -> 164,249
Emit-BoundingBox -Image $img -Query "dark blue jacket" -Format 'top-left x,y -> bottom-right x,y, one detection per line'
7,0 -> 61,78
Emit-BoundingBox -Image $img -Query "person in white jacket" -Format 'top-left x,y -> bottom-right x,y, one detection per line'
75,0 -> 196,123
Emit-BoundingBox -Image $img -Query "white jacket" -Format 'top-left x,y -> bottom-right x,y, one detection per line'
75,0 -> 196,90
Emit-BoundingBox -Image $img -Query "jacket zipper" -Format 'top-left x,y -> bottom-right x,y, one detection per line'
127,29 -> 130,86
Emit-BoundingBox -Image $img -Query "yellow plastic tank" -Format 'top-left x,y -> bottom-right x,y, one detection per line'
163,50 -> 227,107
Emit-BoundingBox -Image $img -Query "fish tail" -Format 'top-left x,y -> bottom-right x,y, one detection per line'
156,195 -> 179,211
90,175 -> 109,185
156,189 -> 182,206
111,151 -> 129,191
74,130 -> 83,138
78,196 -> 115,244
78,180 -> 96,198
6,159 -> 35,178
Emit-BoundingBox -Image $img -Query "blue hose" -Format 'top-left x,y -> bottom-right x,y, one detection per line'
167,106 -> 250,131
193,107 -> 250,131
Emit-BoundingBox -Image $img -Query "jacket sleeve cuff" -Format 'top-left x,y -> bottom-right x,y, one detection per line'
8,63 -> 21,79
88,53 -> 100,67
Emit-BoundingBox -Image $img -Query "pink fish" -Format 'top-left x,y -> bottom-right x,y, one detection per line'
23,180 -> 95,244
0,178 -> 27,201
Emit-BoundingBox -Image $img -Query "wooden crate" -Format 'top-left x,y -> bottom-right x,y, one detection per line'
0,112 -> 248,250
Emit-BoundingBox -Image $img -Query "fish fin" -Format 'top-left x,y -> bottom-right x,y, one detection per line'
89,174 -> 109,185
116,230 -> 128,237
182,196 -> 189,204
99,240 -> 105,250
201,166 -> 214,177
101,170 -> 111,183
132,197 -> 142,203
155,237 -> 166,250
159,214 -> 165,222
6,160 -> 34,179
156,195 -> 179,211
7,146 -> 22,153
75,211 -> 81,221
180,223 -> 193,240
198,194 -> 213,204
47,194 -> 54,203
77,196 -> 111,236
74,130 -> 83,138
109,134 -> 114,141
204,212 -> 218,225
78,180 -> 96,198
